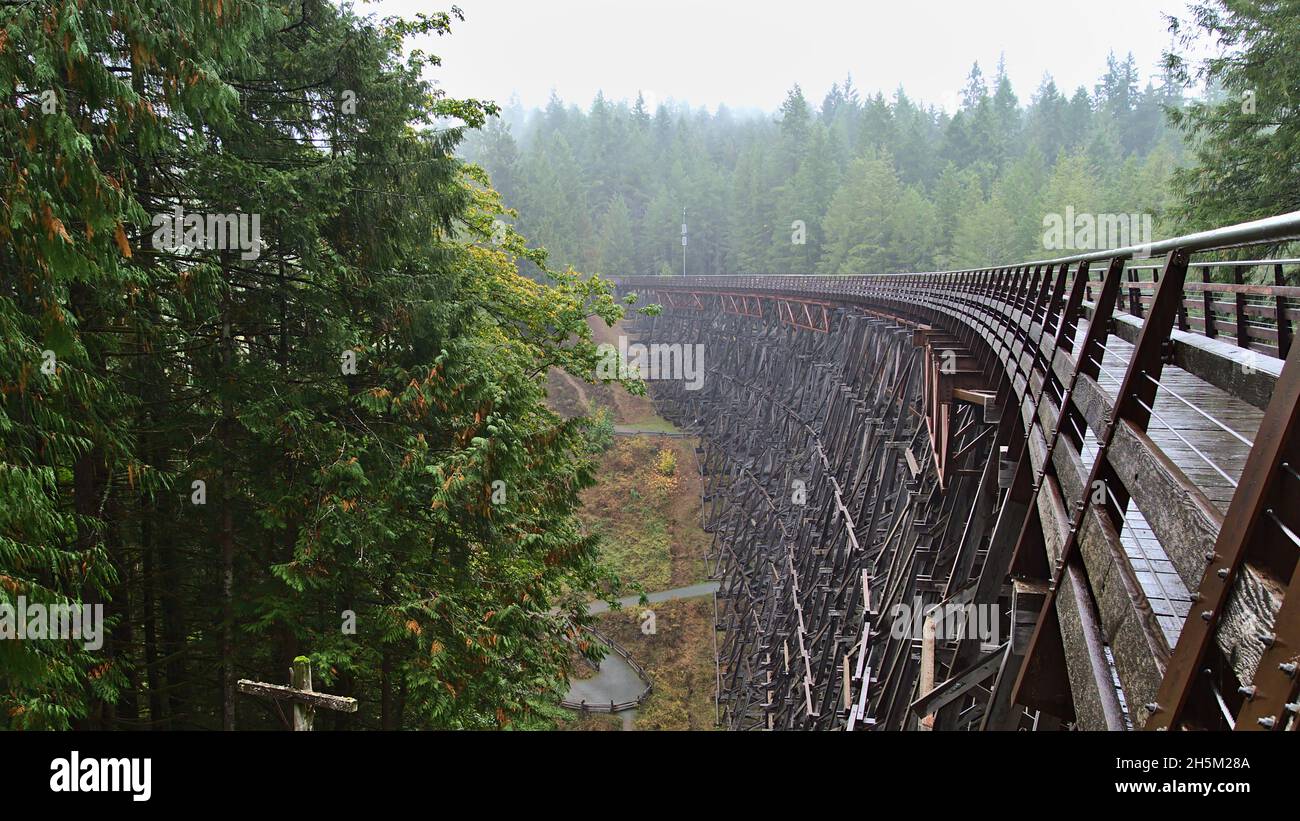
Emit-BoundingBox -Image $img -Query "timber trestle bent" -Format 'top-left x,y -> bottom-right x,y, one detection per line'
615,210 -> 1300,731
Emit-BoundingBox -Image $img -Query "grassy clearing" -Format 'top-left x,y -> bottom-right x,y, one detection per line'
577,435 -> 710,590
602,598 -> 718,730
548,319 -> 717,730
615,416 -> 681,433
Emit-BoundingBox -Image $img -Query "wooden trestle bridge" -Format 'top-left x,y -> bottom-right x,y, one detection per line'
614,211 -> 1300,731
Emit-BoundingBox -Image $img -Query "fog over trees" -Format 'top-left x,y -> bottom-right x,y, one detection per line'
464,54 -> 1190,278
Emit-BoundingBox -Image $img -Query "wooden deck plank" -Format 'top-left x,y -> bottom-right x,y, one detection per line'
1067,318 -> 1270,649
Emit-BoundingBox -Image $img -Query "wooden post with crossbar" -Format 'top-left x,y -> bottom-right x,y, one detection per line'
237,657 -> 357,730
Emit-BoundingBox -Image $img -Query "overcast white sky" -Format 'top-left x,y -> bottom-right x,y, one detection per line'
363,0 -> 1197,113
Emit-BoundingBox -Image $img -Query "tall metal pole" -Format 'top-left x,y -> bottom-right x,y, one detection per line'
682,207 -> 687,277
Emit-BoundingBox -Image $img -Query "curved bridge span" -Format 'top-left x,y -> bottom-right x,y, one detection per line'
614,212 -> 1300,731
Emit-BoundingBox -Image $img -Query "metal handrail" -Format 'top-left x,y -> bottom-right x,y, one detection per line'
1128,258 -> 1300,269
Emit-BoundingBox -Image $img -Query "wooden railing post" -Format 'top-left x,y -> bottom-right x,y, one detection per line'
236,657 -> 357,731
291,658 -> 314,731
1275,264 -> 1291,359
1203,268 -> 1217,338
1077,258 -> 1127,383
1042,262 -> 1070,340
1127,265 -> 1142,317
1177,268 -> 1191,332
1031,264 -> 1052,326
1057,261 -> 1091,355
1235,265 -> 1250,349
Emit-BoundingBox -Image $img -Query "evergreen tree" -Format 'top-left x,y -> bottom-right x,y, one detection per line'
818,151 -> 934,274
457,54 -> 1185,281
1026,76 -> 1071,162
597,195 -> 636,276
1166,0 -> 1300,226
1,0 -> 632,731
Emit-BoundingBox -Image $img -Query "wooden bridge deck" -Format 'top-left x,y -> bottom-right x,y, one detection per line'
1074,317 -> 1266,646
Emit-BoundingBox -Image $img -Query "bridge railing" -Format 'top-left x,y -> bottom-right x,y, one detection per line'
1113,259 -> 1299,359
617,209 -> 1300,731
620,267 -> 1297,360
619,211 -> 1300,361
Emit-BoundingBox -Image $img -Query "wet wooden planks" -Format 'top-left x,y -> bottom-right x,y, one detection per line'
1070,319 -> 1268,647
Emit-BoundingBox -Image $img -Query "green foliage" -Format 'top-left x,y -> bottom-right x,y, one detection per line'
1165,0 -> 1300,229
818,151 -> 938,273
465,56 -> 1187,274
583,407 -> 616,454
0,0 -> 629,730
653,448 -> 676,477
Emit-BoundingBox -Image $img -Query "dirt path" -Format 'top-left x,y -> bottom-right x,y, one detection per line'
564,581 -> 719,729
554,369 -> 592,411
612,425 -> 693,437
585,581 -> 720,615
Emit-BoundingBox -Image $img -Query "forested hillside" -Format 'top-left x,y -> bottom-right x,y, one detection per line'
463,57 -> 1188,277
1,0 -> 633,729
3,0 -> 1296,738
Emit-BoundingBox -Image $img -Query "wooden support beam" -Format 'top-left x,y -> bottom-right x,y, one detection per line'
953,388 -> 997,406
909,645 -> 1007,716
919,614 -> 937,729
